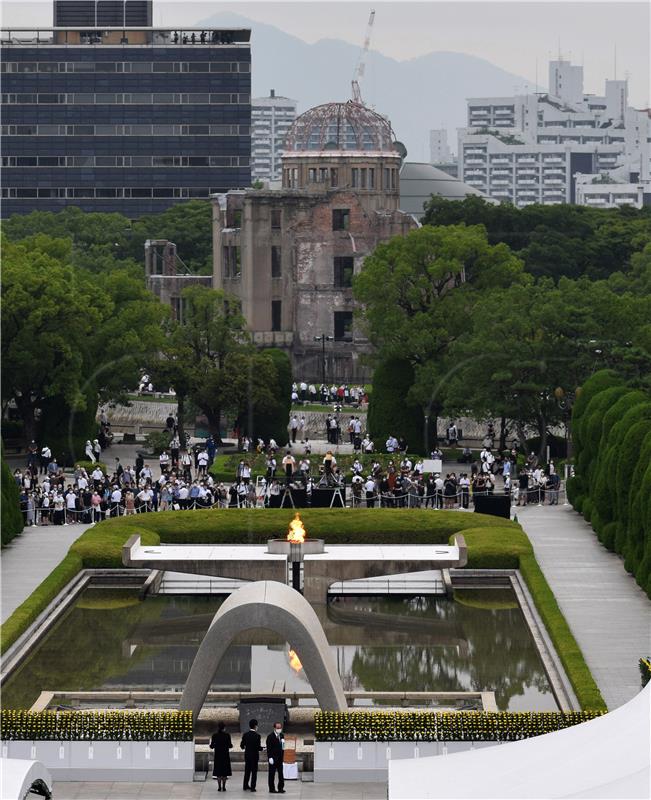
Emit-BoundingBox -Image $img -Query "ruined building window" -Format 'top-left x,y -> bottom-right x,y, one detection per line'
308,167 -> 318,182
222,245 -> 241,279
334,311 -> 353,342
332,208 -> 350,231
319,167 -> 328,182
368,168 -> 375,189
271,300 -> 282,331
333,256 -> 354,288
271,245 -> 282,278
351,168 -> 359,188
384,167 -> 390,188
271,208 -> 281,229
330,168 -> 338,186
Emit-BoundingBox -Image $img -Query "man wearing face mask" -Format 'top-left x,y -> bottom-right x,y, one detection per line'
265,721 -> 285,793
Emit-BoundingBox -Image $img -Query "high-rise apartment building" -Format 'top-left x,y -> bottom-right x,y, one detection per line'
1,2 -> 252,218
458,59 -> 651,209
429,128 -> 452,164
251,90 -> 297,184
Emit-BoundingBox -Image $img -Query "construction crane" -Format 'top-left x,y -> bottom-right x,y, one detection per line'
351,8 -> 375,105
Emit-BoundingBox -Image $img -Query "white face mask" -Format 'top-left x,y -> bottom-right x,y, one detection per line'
275,728 -> 282,734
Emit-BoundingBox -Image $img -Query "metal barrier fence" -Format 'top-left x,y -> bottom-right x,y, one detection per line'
21,485 -> 567,525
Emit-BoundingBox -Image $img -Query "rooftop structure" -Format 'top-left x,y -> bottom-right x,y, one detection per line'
283,100 -> 398,155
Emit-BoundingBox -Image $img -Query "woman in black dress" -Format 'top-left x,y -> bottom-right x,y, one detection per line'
210,721 -> 232,791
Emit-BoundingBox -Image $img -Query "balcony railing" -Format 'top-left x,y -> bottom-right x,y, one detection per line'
0,27 -> 251,47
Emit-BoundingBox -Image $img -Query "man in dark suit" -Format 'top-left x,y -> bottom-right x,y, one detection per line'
240,718 -> 262,792
266,721 -> 285,793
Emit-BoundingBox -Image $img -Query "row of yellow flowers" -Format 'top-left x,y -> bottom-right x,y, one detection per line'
314,710 -> 604,742
0,710 -> 193,742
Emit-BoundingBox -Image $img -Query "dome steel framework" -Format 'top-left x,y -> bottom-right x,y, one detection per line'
283,100 -> 397,153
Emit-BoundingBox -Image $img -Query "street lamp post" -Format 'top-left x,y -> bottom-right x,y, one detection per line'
314,334 -> 334,387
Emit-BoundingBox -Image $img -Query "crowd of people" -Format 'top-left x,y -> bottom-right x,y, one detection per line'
13,410 -> 564,524
290,381 -> 367,407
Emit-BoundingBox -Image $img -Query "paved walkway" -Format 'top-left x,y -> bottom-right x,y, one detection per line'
516,503 -> 651,710
1,522 -> 90,624
52,780 -> 386,799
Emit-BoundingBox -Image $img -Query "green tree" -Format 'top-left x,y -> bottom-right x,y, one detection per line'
1,235 -> 167,459
354,224 -> 524,432
1,239 -> 99,442
130,200 -> 213,274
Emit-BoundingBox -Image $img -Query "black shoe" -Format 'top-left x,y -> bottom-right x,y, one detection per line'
243,788 -> 249,792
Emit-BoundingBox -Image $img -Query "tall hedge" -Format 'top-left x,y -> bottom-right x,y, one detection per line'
249,348 -> 293,446
1,458 -> 23,545
570,375 -> 651,599
38,388 -> 98,467
367,359 -> 424,453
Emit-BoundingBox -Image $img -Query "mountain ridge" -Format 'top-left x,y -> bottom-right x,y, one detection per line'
198,10 -> 534,158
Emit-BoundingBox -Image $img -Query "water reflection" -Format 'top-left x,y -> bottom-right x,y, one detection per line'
2,589 -> 556,711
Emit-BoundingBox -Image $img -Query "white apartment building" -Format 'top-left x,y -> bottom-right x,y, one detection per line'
251,89 -> 297,184
459,59 -> 651,208
429,128 -> 453,164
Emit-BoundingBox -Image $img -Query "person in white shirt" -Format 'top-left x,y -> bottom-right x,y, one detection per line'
298,415 -> 306,442
300,381 -> 308,401
364,476 -> 377,508
289,416 -> 299,443
40,445 -> 52,475
434,474 -> 445,509
85,440 -> 96,463
110,486 -> 122,516
281,451 -> 296,484
386,435 -> 398,454
66,490 -> 78,523
197,449 -> 209,476
159,450 -> 170,474
240,461 -> 252,484
137,487 -> 153,512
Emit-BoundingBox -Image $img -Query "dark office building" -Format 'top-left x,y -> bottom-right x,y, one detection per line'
1,17 -> 251,218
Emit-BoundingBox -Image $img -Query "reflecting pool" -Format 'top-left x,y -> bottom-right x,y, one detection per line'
2,588 -> 557,711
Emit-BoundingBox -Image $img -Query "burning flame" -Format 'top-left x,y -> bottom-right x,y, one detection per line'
288,648 -> 303,673
287,512 -> 306,544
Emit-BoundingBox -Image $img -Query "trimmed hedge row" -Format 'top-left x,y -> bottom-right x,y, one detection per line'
0,710 -> 193,741
314,709 -> 603,742
570,371 -> 651,598
0,509 -> 606,711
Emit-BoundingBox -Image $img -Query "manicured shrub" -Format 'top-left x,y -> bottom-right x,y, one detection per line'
367,358 -> 424,453
1,458 -> 23,545
570,372 -> 651,599
590,391 -> 648,528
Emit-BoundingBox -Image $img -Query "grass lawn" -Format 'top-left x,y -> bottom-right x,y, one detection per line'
0,508 -> 605,711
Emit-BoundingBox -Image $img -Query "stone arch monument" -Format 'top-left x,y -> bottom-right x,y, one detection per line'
180,581 -> 348,718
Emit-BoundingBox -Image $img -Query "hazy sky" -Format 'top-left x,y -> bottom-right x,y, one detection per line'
2,0 -> 649,106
